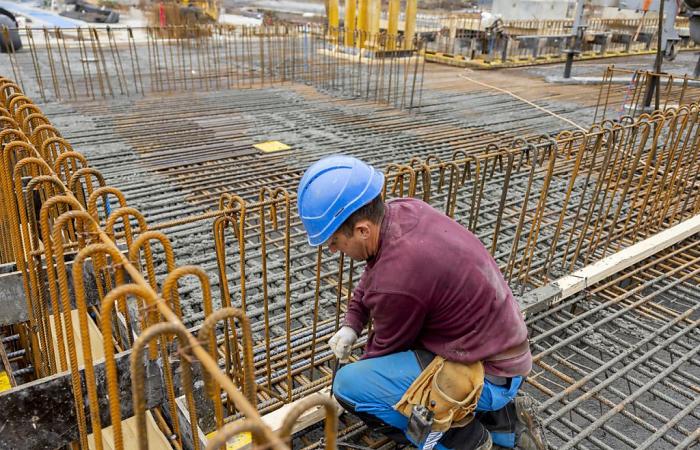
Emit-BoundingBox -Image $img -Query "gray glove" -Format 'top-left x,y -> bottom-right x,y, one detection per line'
328,326 -> 358,362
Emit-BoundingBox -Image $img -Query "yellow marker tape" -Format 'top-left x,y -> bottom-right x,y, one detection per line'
205,431 -> 252,450
254,141 -> 291,153
0,371 -> 12,391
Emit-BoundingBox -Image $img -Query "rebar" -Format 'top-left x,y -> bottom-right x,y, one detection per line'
1,25 -> 423,110
523,236 -> 700,449
0,78 -> 326,450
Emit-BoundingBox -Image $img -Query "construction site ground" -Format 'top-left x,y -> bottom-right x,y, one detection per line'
36,57 -> 614,328
2,40 -> 699,450
46,53 -> 699,448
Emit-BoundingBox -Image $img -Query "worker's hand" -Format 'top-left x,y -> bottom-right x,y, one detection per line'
328,326 -> 358,362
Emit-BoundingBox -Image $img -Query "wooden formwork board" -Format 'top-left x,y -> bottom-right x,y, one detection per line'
49,310 -> 172,450
89,413 -> 171,450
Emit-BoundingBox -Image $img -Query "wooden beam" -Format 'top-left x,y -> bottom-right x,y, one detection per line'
519,214 -> 700,315
205,388 -> 343,448
261,387 -> 342,434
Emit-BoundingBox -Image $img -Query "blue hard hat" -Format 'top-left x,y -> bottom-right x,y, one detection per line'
297,155 -> 384,246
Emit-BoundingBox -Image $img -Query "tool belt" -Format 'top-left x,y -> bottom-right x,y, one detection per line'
394,356 -> 484,432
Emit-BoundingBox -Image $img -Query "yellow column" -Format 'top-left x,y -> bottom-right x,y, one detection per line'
344,0 -> 356,46
358,0 -> 368,33
358,0 -> 369,47
387,0 -> 399,50
328,0 -> 340,39
368,0 -> 380,48
404,0 -> 417,50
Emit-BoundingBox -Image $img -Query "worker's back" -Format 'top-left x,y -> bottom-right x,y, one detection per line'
346,198 -> 531,377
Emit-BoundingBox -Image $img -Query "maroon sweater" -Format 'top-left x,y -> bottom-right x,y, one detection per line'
343,198 -> 532,377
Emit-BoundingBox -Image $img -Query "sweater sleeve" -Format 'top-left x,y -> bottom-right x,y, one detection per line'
363,291 -> 427,357
343,272 -> 370,334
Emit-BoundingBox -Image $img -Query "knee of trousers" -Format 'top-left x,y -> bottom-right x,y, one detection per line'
332,360 -> 408,413
332,363 -> 361,404
332,363 -> 411,446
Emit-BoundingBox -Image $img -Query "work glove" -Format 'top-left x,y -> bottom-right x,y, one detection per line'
328,326 -> 358,362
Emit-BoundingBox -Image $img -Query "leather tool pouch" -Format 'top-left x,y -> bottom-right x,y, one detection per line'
395,356 -> 485,432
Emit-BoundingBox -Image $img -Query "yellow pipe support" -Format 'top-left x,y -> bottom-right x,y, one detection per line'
344,0 -> 356,47
387,0 -> 399,50
404,0 -> 417,50
368,0 -> 380,36
328,0 -> 339,40
357,0 -> 368,46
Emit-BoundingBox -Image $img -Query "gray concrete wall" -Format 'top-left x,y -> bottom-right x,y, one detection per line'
491,0 -> 574,20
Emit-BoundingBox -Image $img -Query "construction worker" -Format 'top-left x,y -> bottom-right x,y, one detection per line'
297,155 -> 545,450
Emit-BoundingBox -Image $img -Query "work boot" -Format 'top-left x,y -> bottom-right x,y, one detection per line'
439,419 -> 492,450
476,432 -> 493,450
514,395 -> 548,450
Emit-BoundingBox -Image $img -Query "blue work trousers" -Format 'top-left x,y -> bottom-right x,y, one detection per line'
333,350 -> 523,449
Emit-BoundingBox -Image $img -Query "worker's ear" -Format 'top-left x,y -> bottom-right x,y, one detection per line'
354,220 -> 372,239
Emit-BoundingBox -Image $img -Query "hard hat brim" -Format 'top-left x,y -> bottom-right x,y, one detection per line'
306,170 -> 384,247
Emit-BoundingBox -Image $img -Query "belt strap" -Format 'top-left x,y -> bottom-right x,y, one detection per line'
486,339 -> 530,362
414,349 -> 436,370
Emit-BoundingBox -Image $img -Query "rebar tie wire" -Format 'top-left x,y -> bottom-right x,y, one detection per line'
458,72 -> 587,132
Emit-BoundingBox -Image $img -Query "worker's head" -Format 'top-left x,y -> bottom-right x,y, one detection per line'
297,155 -> 385,260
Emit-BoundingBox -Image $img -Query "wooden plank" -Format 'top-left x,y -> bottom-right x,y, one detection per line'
90,412 -> 171,450
204,387 -> 343,449
49,309 -> 105,369
262,387 -> 341,434
520,214 -> 700,315
176,394 -> 209,450
556,214 -> 700,298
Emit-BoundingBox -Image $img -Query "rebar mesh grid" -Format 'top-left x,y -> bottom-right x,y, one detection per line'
524,236 -> 700,449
